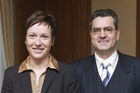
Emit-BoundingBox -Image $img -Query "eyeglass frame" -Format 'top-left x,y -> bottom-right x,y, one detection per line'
91,26 -> 117,35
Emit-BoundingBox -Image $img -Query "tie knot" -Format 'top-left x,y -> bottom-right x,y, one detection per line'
101,63 -> 110,69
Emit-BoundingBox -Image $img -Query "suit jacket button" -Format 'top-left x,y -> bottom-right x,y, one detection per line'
97,83 -> 100,87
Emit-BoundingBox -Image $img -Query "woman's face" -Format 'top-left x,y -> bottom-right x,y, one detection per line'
25,23 -> 53,60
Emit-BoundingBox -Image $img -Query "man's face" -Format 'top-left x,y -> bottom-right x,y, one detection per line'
90,16 -> 120,53
25,23 -> 53,60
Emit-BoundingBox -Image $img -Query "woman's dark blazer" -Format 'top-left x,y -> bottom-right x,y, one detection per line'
1,61 -> 80,93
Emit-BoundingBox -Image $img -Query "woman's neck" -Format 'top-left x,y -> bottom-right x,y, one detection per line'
29,54 -> 50,71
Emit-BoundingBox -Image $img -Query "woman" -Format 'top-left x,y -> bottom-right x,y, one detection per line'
1,11 -> 80,93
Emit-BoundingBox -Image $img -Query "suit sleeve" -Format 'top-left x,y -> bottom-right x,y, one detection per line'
68,68 -> 80,93
1,69 -> 13,93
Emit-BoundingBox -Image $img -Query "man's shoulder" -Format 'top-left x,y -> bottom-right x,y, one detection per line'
58,61 -> 76,73
119,52 -> 140,67
73,55 -> 94,64
119,52 -> 140,62
72,55 -> 95,71
57,61 -> 80,80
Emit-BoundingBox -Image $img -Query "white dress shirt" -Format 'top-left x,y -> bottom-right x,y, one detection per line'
95,50 -> 119,81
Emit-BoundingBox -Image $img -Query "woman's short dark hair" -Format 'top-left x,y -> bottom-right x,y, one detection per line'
89,9 -> 118,31
24,11 -> 56,39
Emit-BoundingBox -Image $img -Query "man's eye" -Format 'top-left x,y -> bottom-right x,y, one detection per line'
105,28 -> 113,31
93,28 -> 100,32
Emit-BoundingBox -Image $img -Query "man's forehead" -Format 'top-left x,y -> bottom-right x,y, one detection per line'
92,16 -> 114,28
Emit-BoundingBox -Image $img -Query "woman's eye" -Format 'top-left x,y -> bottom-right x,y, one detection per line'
28,34 -> 36,38
29,35 -> 35,37
42,35 -> 49,38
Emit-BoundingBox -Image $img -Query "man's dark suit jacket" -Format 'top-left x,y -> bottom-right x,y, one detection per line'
1,61 -> 80,93
73,52 -> 140,93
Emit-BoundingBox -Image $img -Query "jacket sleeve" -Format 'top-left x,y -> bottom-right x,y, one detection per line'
68,68 -> 81,93
1,68 -> 13,93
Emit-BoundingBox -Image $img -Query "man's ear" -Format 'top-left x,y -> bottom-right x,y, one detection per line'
90,30 -> 93,37
116,30 -> 120,41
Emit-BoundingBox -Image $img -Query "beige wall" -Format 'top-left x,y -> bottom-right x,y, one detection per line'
91,0 -> 136,56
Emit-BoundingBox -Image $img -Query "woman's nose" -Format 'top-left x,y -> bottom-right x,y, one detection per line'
35,37 -> 42,46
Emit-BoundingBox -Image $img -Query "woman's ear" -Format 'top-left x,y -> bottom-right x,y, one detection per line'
25,40 -> 27,45
51,37 -> 55,46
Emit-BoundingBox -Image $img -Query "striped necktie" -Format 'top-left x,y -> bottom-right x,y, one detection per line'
101,63 -> 111,86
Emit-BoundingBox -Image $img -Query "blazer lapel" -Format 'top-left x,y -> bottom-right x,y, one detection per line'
18,71 -> 32,93
41,68 -> 58,93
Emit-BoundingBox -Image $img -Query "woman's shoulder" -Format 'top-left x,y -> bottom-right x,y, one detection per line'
5,64 -> 20,75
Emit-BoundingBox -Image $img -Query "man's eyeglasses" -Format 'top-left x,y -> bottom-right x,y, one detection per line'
91,27 -> 116,35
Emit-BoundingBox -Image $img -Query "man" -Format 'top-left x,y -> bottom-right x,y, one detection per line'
73,9 -> 140,93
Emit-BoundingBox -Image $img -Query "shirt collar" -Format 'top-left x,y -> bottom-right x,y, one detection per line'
95,50 -> 119,68
18,54 -> 60,73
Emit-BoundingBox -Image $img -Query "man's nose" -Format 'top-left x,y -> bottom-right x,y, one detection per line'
99,29 -> 107,37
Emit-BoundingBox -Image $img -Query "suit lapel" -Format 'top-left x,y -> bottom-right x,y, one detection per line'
18,71 -> 32,93
82,55 -> 97,93
41,68 -> 58,93
107,53 -> 132,92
